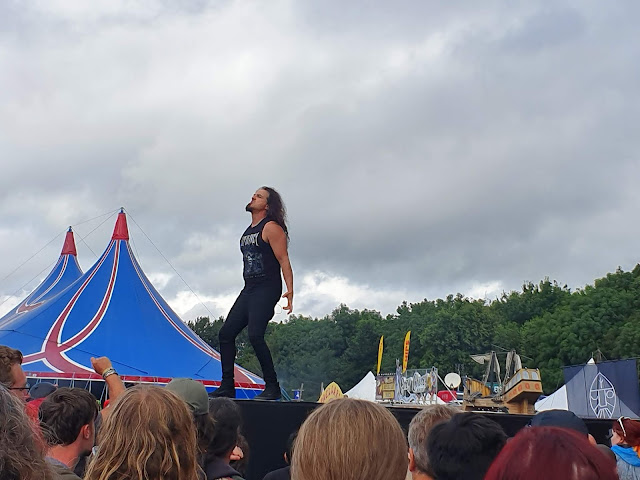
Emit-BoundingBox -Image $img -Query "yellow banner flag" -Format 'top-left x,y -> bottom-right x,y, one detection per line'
376,336 -> 384,375
402,331 -> 411,373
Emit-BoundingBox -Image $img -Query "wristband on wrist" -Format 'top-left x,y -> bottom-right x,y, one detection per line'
102,368 -> 117,380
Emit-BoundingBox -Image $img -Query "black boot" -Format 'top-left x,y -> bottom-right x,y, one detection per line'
210,381 -> 236,398
254,382 -> 281,401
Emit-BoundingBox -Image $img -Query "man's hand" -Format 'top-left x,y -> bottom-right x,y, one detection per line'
91,356 -> 125,418
264,221 -> 294,314
91,356 -> 113,376
282,291 -> 293,314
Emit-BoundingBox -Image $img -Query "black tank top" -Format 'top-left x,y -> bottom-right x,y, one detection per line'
240,218 -> 281,284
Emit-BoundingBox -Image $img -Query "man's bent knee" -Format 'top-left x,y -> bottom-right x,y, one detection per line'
219,326 -> 238,344
248,333 -> 267,347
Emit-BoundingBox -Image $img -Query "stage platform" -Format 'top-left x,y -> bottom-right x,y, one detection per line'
235,400 -> 613,480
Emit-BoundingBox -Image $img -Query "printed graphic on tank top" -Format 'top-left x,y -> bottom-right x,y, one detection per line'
240,218 -> 280,283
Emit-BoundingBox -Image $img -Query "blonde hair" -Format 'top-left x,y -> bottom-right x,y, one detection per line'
291,398 -> 408,480
0,386 -> 54,480
85,386 -> 199,480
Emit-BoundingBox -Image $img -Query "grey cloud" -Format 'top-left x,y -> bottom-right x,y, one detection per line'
1,1 -> 639,319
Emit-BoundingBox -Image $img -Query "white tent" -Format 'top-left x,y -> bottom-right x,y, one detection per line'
535,385 -> 568,411
535,358 -> 595,412
345,372 -> 376,402
345,371 -> 450,404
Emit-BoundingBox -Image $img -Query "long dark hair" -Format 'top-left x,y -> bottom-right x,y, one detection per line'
262,186 -> 289,239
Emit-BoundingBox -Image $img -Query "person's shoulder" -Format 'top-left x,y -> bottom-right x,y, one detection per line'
262,221 -> 287,244
48,462 -> 82,480
263,466 -> 290,480
263,220 -> 284,231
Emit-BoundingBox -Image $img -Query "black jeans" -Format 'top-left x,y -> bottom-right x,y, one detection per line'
219,280 -> 281,385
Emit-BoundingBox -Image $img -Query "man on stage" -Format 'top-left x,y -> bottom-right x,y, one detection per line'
212,187 -> 293,400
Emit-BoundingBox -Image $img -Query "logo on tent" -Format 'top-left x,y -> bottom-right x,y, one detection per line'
589,372 -> 617,418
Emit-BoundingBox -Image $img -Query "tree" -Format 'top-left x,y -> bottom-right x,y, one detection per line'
185,265 -> 640,398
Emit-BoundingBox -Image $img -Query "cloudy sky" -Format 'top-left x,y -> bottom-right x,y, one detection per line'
1,0 -> 639,322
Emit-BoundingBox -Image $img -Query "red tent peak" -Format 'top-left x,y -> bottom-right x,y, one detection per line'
112,209 -> 129,241
61,227 -> 77,256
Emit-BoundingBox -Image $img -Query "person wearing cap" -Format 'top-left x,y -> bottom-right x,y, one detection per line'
166,378 -> 217,470
530,410 -> 597,445
25,382 -> 57,423
29,382 -> 57,400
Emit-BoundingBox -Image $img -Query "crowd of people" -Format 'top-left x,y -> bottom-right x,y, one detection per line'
2,344 -> 640,480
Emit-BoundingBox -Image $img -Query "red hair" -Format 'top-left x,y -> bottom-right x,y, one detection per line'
612,417 -> 640,447
484,427 -> 617,480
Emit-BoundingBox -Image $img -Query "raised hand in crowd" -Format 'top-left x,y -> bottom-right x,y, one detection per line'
90,356 -> 125,418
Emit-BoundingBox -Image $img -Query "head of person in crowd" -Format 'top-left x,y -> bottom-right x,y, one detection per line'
262,431 -> 296,480
427,412 -> 507,480
611,416 -> 640,448
24,382 -> 58,423
595,444 -> 617,463
609,416 -> 640,476
0,385 -> 54,480
30,381 -> 58,400
485,426 -> 617,480
166,378 -> 217,456
0,345 -> 29,402
230,433 -> 250,477
284,431 -> 296,465
407,405 -> 458,480
39,387 -> 99,471
208,397 -> 243,461
530,409 -> 596,444
204,397 -> 245,480
85,385 -> 199,480
292,398 -> 408,480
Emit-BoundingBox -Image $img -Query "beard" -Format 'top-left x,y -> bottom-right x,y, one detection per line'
245,203 -> 253,212
80,445 -> 94,458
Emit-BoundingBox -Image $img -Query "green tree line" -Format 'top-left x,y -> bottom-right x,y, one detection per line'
188,265 -> 640,400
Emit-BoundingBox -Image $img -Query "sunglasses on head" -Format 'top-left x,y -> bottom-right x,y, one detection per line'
618,416 -> 628,438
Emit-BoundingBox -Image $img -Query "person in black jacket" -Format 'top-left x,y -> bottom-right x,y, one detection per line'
205,398 -> 246,480
263,431 -> 297,480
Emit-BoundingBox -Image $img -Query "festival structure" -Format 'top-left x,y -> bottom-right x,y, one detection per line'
463,350 -> 543,414
536,357 -> 640,418
0,227 -> 83,316
0,210 -> 264,399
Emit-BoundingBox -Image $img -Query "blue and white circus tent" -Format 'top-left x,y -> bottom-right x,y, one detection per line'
1,227 -> 83,318
0,211 -> 264,399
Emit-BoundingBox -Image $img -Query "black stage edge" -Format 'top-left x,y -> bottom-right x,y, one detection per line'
235,400 -> 614,480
